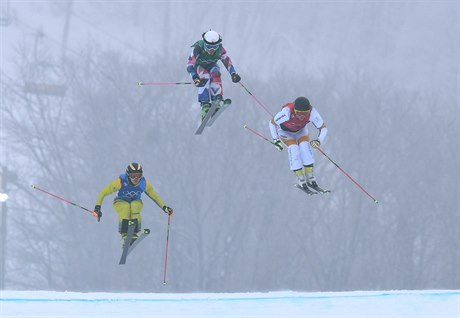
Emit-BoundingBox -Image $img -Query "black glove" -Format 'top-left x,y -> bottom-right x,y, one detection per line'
273,138 -> 283,151
231,73 -> 241,83
94,205 -> 102,222
310,139 -> 321,149
162,205 -> 174,215
192,74 -> 205,87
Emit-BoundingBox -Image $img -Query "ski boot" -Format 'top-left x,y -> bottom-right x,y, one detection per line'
210,94 -> 223,117
121,232 -> 138,246
200,102 -> 212,121
130,233 -> 138,246
306,174 -> 330,194
296,171 -> 316,195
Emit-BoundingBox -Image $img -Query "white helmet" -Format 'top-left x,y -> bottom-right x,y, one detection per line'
202,30 -> 222,45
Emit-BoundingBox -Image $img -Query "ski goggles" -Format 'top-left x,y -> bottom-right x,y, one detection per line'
128,173 -> 142,179
204,43 -> 220,51
294,109 -> 311,120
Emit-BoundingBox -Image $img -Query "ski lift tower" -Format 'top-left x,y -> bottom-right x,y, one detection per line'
23,28 -> 68,97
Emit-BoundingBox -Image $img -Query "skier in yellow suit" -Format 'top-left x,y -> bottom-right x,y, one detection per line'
94,163 -> 173,244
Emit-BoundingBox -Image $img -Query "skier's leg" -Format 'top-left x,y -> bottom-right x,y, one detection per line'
209,65 -> 223,100
279,130 -> 304,186
129,200 -> 143,241
196,66 -> 211,103
287,143 -> 302,170
196,66 -> 212,119
288,144 -> 307,187
113,199 -> 132,241
298,129 -> 315,180
298,135 -> 315,166
298,135 -> 327,192
299,141 -> 318,185
119,219 -> 139,243
287,142 -> 305,186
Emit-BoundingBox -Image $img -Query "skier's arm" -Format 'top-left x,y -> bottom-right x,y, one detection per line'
144,181 -> 166,209
316,123 -> 328,144
186,46 -> 201,78
95,178 -> 122,206
269,119 -> 279,140
269,108 -> 291,139
220,47 -> 236,75
310,108 -> 328,144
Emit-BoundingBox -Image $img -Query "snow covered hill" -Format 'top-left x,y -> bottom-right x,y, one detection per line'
2,290 -> 459,318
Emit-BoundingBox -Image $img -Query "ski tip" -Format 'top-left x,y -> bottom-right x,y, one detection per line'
374,199 -> 380,204
163,282 -> 167,286
137,81 -> 144,86
243,124 -> 247,128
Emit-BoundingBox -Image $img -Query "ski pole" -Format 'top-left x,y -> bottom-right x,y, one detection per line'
138,81 -> 193,86
163,214 -> 171,285
238,82 -> 273,117
243,124 -> 278,147
30,185 -> 100,220
314,147 -> 379,204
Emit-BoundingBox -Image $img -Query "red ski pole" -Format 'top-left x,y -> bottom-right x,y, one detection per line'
163,214 -> 171,285
238,82 -> 273,117
31,185 -> 100,220
243,124 -> 278,146
314,147 -> 379,204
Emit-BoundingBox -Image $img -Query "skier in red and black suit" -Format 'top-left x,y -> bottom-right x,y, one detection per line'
269,97 -> 329,193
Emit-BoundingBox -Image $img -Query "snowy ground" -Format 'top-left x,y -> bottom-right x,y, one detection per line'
1,290 -> 459,318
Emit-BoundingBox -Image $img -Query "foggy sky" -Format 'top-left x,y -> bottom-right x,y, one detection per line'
0,1 -> 458,292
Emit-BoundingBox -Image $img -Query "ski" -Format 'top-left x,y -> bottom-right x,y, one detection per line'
195,97 -> 220,135
126,228 -> 150,256
119,221 -> 136,265
295,184 -> 317,195
307,183 -> 331,194
206,98 -> 232,127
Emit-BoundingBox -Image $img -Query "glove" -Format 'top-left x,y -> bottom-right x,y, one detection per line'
162,205 -> 174,215
94,205 -> 102,222
273,138 -> 283,151
231,73 -> 241,83
192,74 -> 205,87
310,139 -> 321,149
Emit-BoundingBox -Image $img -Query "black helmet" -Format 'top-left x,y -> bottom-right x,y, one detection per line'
294,97 -> 311,111
126,162 -> 143,175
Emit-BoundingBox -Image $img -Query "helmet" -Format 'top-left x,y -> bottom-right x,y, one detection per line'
126,162 -> 143,185
202,30 -> 222,53
126,162 -> 143,175
294,97 -> 311,111
202,30 -> 222,45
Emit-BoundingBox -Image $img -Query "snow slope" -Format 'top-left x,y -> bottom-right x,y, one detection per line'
1,290 -> 459,318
